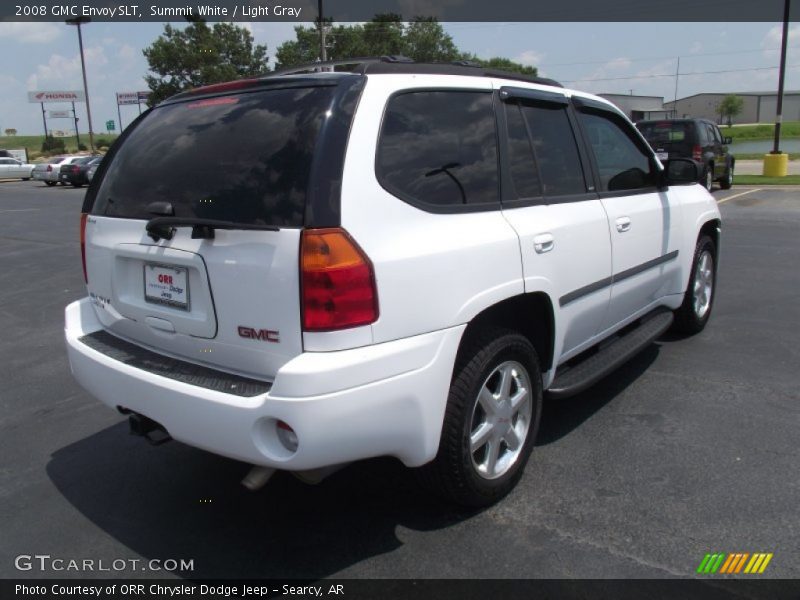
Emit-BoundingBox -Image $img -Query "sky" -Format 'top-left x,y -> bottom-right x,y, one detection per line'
0,21 -> 799,135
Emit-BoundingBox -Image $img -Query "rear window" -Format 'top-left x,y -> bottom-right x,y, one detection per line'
637,121 -> 693,144
92,86 -> 336,227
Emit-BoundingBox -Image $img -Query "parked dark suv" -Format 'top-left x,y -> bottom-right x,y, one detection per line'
636,118 -> 734,191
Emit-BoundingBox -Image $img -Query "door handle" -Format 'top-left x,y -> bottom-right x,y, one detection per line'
533,233 -> 554,254
616,217 -> 632,233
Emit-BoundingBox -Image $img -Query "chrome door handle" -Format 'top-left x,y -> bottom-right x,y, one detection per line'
616,217 -> 632,233
534,233 -> 554,254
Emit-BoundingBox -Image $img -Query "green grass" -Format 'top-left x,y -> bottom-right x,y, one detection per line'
0,133 -> 118,161
721,121 -> 800,140
734,174 -> 800,185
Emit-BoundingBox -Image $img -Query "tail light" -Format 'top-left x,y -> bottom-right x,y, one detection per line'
72,165 -> 80,174
47,165 -> 52,172
692,144 -> 702,161
301,228 -> 378,331
80,213 -> 88,283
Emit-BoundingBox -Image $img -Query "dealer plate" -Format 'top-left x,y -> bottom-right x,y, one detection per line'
144,264 -> 189,310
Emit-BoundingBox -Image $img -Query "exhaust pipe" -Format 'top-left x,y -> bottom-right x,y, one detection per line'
241,466 -> 276,491
292,463 -> 349,485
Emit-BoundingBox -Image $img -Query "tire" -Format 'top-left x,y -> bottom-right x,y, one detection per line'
672,235 -> 717,334
703,166 -> 714,192
417,328 -> 542,507
45,181 -> 56,187
720,163 -> 734,190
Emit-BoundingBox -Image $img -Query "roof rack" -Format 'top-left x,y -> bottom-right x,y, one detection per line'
268,56 -> 562,88
269,55 -> 414,77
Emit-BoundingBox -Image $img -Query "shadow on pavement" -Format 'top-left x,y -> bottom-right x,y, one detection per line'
46,344 -> 660,578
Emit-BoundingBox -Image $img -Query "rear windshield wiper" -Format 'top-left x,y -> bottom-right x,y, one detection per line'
145,217 -> 280,241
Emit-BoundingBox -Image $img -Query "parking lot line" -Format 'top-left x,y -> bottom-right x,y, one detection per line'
0,208 -> 40,213
717,189 -> 761,204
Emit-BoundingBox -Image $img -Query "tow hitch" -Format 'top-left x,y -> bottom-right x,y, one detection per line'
119,408 -> 172,445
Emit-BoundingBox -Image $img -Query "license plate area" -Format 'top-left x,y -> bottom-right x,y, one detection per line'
144,263 -> 189,310
656,151 -> 669,161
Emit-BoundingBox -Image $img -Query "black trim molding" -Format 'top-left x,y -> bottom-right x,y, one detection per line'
559,250 -> 679,307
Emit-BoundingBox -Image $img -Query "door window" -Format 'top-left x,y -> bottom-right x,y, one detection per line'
579,111 -> 656,193
505,100 -> 587,199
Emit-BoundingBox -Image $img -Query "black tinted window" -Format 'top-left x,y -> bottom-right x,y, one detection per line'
505,103 -> 541,198
580,111 -> 656,192
519,103 -> 586,196
377,91 -> 498,207
92,87 -> 335,226
638,121 -> 692,143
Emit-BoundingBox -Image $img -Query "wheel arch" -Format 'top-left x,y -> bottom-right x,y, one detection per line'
699,218 -> 721,258
457,292 -> 556,373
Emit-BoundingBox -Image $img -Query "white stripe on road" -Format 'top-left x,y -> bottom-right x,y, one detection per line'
0,208 -> 40,213
717,188 -> 761,204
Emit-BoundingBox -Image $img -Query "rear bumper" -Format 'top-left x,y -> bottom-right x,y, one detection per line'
65,298 -> 463,469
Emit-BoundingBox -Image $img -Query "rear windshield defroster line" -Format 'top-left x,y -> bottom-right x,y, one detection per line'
91,86 -> 337,228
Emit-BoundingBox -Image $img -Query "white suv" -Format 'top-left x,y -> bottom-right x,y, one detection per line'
65,58 -> 721,506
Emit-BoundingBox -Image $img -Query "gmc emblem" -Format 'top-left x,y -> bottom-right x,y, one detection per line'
238,326 -> 280,343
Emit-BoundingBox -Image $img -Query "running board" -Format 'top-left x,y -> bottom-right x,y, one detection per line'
547,309 -> 674,399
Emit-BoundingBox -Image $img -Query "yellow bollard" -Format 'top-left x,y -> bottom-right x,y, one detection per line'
763,153 -> 789,177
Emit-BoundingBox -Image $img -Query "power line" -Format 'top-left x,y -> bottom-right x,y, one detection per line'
561,64 -> 800,84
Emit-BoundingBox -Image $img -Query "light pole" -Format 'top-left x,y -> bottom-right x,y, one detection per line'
66,16 -> 95,153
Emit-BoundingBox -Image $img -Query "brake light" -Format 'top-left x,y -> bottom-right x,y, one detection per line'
72,165 -> 80,174
301,228 -> 378,331
692,144 -> 702,161
80,213 -> 88,283
47,165 -> 52,172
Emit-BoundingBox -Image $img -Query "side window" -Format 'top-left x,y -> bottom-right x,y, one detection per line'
377,91 -> 498,208
504,102 -> 542,198
696,123 -> 708,144
711,125 -> 723,144
579,111 -> 656,193
518,102 -> 586,197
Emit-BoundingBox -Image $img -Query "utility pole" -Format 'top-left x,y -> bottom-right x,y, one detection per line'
72,101 -> 81,148
672,57 -> 680,118
318,0 -> 327,62
773,0 -> 790,154
66,16 -> 95,153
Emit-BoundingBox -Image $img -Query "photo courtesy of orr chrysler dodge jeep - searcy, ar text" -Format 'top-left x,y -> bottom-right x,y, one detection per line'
65,57 -> 721,507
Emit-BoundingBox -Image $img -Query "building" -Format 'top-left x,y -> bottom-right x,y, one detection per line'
599,94 -> 672,121
664,91 -> 800,124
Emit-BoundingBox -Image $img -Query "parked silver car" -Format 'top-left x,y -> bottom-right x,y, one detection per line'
0,157 -> 34,180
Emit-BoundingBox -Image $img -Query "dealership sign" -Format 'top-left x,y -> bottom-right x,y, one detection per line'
117,91 -> 151,105
49,110 -> 72,118
28,90 -> 85,103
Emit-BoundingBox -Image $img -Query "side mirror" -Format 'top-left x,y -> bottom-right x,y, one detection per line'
723,136 -> 732,145
663,158 -> 700,186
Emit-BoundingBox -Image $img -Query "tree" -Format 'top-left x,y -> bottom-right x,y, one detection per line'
143,21 -> 269,106
41,135 -> 65,155
4,128 -> 17,136
274,16 -> 536,76
466,56 -> 537,76
717,94 -> 744,126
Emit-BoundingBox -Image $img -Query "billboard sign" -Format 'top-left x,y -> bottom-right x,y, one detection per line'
49,110 -> 72,118
116,92 -> 140,105
28,90 -> 85,103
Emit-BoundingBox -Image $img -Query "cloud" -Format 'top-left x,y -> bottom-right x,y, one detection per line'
514,50 -> 544,67
0,22 -> 61,43
762,24 -> 800,60
118,44 -> 136,61
26,47 -> 108,91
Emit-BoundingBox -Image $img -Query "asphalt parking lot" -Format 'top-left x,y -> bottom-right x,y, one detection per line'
0,181 -> 798,581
